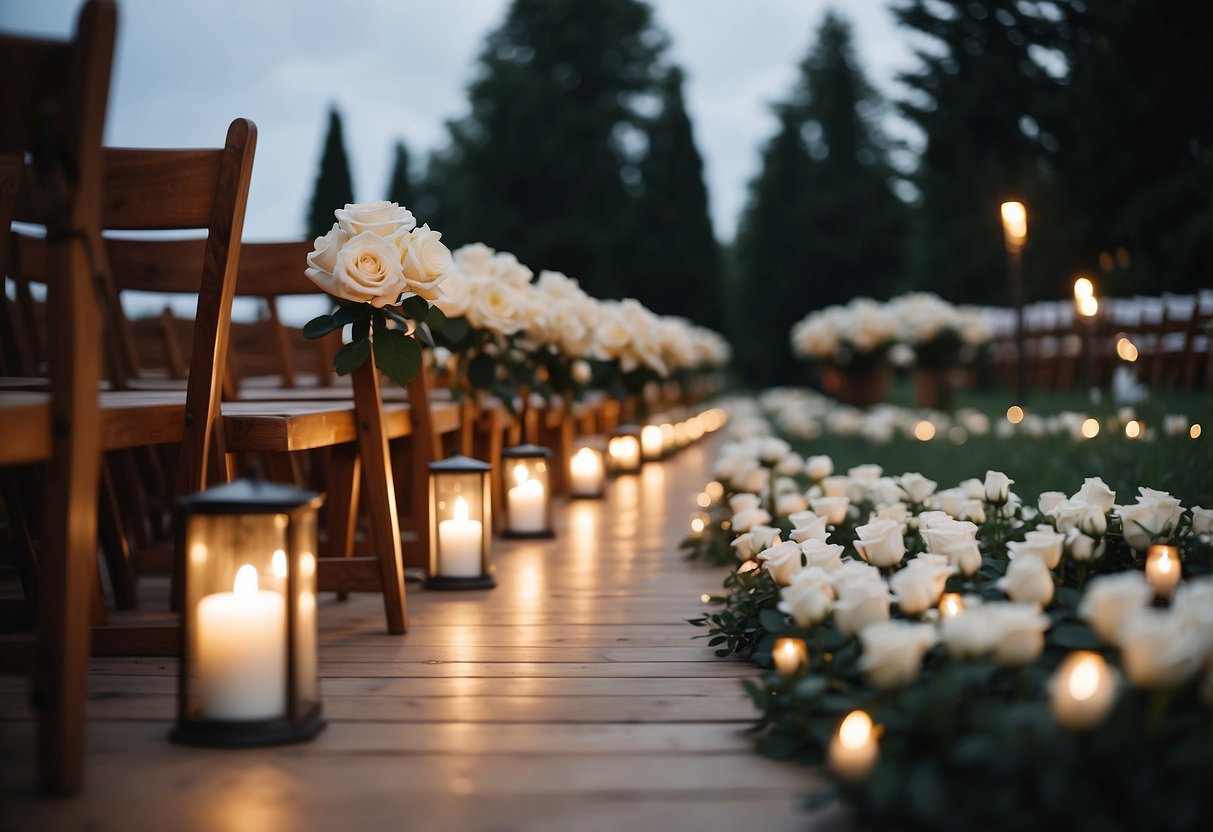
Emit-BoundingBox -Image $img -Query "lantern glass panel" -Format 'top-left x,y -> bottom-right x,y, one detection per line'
433,471 -> 490,578
183,512 -> 290,723
504,453 -> 552,535
568,443 -> 606,498
292,508 -> 319,707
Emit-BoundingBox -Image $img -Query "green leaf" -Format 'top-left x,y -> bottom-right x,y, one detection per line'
302,314 -> 338,339
1050,623 -> 1102,650
441,316 -> 469,344
401,294 -> 430,322
333,337 -> 371,375
414,322 -> 436,349
373,330 -> 422,388
759,608 -> 789,634
426,305 -> 447,332
332,302 -> 371,326
468,354 -> 496,389
352,315 -> 371,342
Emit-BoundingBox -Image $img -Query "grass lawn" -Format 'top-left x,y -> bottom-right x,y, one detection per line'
777,377 -> 1213,506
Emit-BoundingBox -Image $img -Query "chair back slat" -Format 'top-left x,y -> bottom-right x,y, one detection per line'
101,148 -> 225,230
104,236 -> 209,293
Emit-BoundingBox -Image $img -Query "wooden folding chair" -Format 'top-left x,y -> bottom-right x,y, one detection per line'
0,0 -> 116,795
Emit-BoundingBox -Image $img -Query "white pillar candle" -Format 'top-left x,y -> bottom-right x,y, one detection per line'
1145,545 -> 1181,598
438,496 -> 483,577
507,465 -> 546,533
773,637 -> 808,679
569,447 -> 604,497
196,564 -> 285,720
611,436 -> 641,471
829,710 -> 879,781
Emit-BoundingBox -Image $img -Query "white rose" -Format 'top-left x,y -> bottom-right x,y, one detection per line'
916,511 -> 953,532
933,488 -> 968,519
852,518 -> 906,568
833,581 -> 892,637
758,540 -> 805,586
830,560 -> 885,598
984,470 -> 1013,505
466,279 -> 525,335
774,452 -> 805,477
397,224 -> 451,300
729,493 -> 762,514
1007,526 -> 1065,569
1078,572 -> 1154,643
939,606 -> 995,660
958,499 -> 986,525
775,492 -> 809,517
1172,578 -> 1213,658
778,567 -> 836,627
847,464 -> 883,484
811,496 -> 850,526
898,473 -> 937,505
805,455 -> 834,481
987,603 -> 1051,667
997,557 -> 1054,607
433,270 -> 472,318
490,251 -> 533,287
731,507 -> 772,534
571,359 -> 592,384
304,223 -> 349,294
869,477 -> 905,507
1118,609 -> 1203,690
800,539 -> 845,573
325,230 -> 408,307
790,514 -> 830,545
821,476 -> 850,498
959,478 -> 986,501
891,561 -> 953,614
1191,507 -> 1213,535
453,241 -> 495,274
1072,477 -> 1116,513
875,502 -> 909,527
859,621 -> 938,691
1066,529 -> 1100,562
1038,491 -> 1066,516
757,437 -> 791,465
736,466 -> 770,496
334,200 -> 416,237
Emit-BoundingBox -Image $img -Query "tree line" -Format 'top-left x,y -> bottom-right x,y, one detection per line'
306,0 -> 1212,386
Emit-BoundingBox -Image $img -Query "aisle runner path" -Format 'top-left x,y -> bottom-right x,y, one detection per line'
1,437 -> 827,831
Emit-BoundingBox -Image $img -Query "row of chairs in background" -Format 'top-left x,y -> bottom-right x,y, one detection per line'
0,0 -> 689,795
989,292 -> 1213,392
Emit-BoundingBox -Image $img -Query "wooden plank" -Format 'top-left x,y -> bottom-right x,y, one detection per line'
82,659 -> 758,679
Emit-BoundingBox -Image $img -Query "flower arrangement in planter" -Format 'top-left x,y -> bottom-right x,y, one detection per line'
886,293 -> 993,410
688,407 -> 1213,830
791,297 -> 898,407
302,201 -> 453,387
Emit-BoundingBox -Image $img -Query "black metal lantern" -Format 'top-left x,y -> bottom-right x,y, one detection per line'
426,455 -> 495,590
608,424 -> 643,474
501,444 -> 555,538
172,478 -> 325,747
568,437 -> 606,499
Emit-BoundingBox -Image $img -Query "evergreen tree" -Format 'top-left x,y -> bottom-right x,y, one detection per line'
1044,0 -> 1213,296
424,0 -> 666,298
630,67 -> 725,329
384,140 -> 415,208
306,106 -> 356,238
733,12 -> 907,387
892,0 -> 1067,303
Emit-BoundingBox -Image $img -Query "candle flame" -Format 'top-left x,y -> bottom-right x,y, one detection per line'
513,463 -> 529,487
1000,201 -> 1027,249
939,594 -> 964,618
271,549 -> 288,578
1077,295 -> 1099,317
839,711 -> 874,750
1157,549 -> 1173,574
1073,276 -> 1094,299
1068,654 -> 1103,702
453,495 -> 469,523
571,447 -> 599,475
1081,418 -> 1100,439
233,563 -> 259,596
690,517 -> 705,534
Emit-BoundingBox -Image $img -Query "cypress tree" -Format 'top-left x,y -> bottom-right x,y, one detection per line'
733,12 -> 907,387
424,0 -> 665,297
306,106 -> 355,238
630,67 -> 725,329
384,140 -> 415,208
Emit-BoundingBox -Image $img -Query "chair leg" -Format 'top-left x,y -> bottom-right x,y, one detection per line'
97,465 -> 137,610
323,444 -> 360,601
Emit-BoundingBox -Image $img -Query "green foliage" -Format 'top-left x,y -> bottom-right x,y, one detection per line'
306,107 -> 356,239
423,0 -> 667,299
688,567 -> 782,661
733,12 -> 908,387
303,300 -> 430,386
630,67 -> 726,329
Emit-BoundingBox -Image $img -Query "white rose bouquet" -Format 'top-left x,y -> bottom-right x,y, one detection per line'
303,201 -> 453,386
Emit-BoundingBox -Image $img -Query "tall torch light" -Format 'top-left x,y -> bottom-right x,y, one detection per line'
1074,276 -> 1099,389
1000,201 -> 1028,401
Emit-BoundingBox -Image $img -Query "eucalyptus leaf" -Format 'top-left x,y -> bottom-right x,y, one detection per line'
333,337 -> 371,375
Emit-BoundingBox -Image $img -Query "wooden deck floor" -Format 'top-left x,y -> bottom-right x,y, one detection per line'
1,438 -> 838,831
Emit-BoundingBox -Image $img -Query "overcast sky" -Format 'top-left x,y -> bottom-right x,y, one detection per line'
0,0 -> 916,245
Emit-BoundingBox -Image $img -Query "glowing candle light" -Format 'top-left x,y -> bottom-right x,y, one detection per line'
1006,405 -> 1024,424
507,464 -> 546,534
640,424 -> 665,460
1145,545 -> 1181,599
1049,651 -> 1116,731
773,637 -> 809,679
938,593 -> 964,619
569,446 -> 605,498
438,496 -> 483,578
1000,202 -> 1027,252
829,710 -> 879,781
